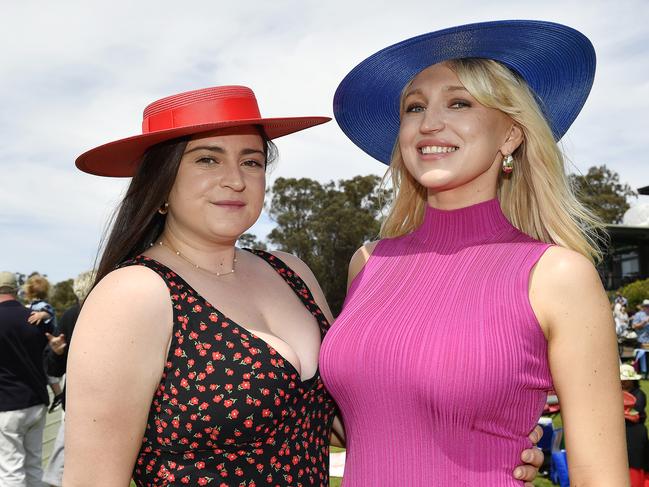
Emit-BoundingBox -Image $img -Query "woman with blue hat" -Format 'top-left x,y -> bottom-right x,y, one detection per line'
320,20 -> 628,485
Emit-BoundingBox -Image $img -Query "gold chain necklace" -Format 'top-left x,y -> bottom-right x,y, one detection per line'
153,240 -> 237,277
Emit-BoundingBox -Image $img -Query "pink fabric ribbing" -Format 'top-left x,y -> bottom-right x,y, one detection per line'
320,198 -> 553,486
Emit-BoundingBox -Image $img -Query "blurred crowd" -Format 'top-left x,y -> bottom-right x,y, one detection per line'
0,270 -> 94,487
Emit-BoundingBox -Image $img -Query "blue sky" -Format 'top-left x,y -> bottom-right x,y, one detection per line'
1,0 -> 648,282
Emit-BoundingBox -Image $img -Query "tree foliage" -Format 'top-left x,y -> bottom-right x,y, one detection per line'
267,175 -> 389,315
570,165 -> 636,224
619,278 -> 649,315
238,233 -> 267,250
50,279 -> 77,319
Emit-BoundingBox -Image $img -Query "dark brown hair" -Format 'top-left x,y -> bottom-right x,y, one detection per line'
93,137 -> 190,288
92,132 -> 278,291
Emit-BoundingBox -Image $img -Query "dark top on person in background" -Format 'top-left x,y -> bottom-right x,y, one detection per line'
0,299 -> 49,411
46,303 -> 80,410
630,385 -> 647,424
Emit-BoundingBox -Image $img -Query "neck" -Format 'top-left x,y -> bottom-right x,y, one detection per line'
157,229 -> 238,275
412,197 -> 512,247
426,186 -> 498,210
0,294 -> 17,303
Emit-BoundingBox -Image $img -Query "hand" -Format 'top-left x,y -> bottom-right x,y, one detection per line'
46,333 -> 67,355
28,311 -> 48,325
513,425 -> 544,486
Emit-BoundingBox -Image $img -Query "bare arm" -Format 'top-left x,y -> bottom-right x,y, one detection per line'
347,241 -> 379,291
64,267 -> 173,486
530,247 -> 629,486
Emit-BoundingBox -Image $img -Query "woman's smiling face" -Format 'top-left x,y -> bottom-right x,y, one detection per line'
398,62 -> 520,201
165,126 -> 267,244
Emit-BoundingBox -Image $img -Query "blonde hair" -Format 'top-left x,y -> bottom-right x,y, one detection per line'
24,274 -> 50,301
381,58 -> 605,263
73,270 -> 96,302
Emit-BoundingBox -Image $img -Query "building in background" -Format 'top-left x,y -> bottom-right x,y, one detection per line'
600,186 -> 649,290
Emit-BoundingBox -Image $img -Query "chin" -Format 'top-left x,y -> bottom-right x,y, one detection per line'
415,172 -> 458,191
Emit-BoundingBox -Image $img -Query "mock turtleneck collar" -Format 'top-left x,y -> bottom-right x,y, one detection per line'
411,198 -> 514,247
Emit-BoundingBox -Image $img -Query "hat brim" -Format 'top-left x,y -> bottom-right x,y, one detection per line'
76,116 -> 331,177
333,20 -> 596,165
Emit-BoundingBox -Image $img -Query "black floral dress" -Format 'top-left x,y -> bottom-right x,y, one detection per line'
121,250 -> 337,487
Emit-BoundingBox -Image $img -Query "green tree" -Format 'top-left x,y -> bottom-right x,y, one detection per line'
570,165 -> 636,224
237,233 -> 267,250
267,175 -> 389,315
50,279 -> 77,319
619,278 -> 649,314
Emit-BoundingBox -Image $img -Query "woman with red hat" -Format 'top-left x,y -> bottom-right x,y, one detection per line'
65,86 -> 340,486
320,20 -> 628,486
64,85 -> 543,486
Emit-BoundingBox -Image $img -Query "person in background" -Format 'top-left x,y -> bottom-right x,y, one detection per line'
23,274 -> 62,399
616,291 -> 630,308
0,271 -> 49,486
41,270 -> 95,487
24,274 -> 56,332
615,301 -> 631,337
632,300 -> 649,344
621,363 -> 649,487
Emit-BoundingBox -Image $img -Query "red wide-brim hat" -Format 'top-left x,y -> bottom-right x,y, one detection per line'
76,85 -> 331,177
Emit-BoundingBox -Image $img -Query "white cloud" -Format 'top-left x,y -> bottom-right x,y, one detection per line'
1,0 -> 648,281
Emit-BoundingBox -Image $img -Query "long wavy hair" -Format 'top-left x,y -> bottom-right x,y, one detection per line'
92,133 -> 278,289
380,58 -> 605,263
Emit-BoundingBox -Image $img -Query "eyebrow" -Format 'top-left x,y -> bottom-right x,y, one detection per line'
184,145 -> 265,157
404,85 -> 469,98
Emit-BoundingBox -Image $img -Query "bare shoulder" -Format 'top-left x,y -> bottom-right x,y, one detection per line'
266,250 -> 335,322
530,246 -> 608,336
77,265 -> 172,341
266,250 -> 317,285
532,245 -> 601,293
83,265 -> 170,315
348,241 -> 380,290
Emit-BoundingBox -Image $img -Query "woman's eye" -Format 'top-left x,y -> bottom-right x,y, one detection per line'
197,156 -> 217,165
405,103 -> 425,113
450,100 -> 471,109
242,159 -> 264,168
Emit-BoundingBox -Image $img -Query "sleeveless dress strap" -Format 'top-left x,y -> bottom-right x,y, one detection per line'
243,249 -> 330,333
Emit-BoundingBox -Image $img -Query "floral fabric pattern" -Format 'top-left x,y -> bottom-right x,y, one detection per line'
121,250 -> 336,487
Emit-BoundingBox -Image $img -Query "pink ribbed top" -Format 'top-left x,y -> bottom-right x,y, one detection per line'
320,199 -> 554,486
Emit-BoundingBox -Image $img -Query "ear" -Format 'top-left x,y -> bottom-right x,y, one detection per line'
500,124 -> 524,156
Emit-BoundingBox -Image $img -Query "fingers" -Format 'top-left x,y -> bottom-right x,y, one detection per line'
513,465 -> 538,482
528,424 -> 543,444
521,447 -> 544,468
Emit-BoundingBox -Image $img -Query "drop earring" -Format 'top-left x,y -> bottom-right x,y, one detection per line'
502,154 -> 514,174
158,202 -> 169,215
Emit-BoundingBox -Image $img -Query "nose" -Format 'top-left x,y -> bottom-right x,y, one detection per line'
220,162 -> 245,192
420,108 -> 445,133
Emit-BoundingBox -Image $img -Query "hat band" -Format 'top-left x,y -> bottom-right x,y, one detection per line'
142,97 -> 262,134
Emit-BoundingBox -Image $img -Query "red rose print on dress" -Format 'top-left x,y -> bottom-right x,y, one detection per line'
125,252 -> 335,487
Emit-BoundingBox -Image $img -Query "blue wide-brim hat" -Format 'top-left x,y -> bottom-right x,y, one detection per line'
333,20 -> 596,165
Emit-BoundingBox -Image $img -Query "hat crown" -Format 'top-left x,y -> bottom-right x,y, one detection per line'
621,364 -> 641,380
0,271 -> 17,291
141,86 -> 262,134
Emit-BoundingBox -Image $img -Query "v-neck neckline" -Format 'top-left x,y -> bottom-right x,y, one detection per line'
141,254 -> 323,387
